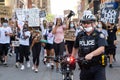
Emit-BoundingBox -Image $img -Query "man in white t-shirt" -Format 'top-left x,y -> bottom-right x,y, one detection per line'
0,20 -> 13,65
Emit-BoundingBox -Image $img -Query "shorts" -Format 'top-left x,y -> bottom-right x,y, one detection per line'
0,43 -> 10,56
45,43 -> 54,50
105,45 -> 115,55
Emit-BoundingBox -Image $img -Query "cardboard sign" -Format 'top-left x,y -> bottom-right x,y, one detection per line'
73,18 -> 79,22
64,10 -> 70,15
0,6 -> 12,18
64,30 -> 76,41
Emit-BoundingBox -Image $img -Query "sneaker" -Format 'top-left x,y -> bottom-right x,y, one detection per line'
8,53 -> 13,57
27,61 -> 30,68
3,61 -> 7,65
47,63 -> 51,68
35,68 -> 38,73
42,59 -> 46,65
32,66 -> 35,70
20,65 -> 25,70
109,64 -> 113,68
15,62 -> 19,68
51,63 -> 54,70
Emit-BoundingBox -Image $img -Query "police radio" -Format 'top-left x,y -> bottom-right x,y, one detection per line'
100,54 -> 107,67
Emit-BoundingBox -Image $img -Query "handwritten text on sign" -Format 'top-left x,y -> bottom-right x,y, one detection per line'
64,30 -> 76,41
101,8 -> 118,23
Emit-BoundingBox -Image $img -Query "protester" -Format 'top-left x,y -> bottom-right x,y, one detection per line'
0,19 -> 13,65
106,23 -> 117,68
19,23 -> 31,70
30,30 -> 42,73
52,16 -> 68,72
44,22 -> 55,69
65,21 -> 76,55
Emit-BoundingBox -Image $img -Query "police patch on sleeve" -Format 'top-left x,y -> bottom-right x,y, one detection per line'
99,33 -> 105,38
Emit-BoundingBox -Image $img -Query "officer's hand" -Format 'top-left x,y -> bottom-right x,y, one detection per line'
85,53 -> 94,60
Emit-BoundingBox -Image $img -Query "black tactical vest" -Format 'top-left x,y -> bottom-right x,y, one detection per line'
78,30 -> 99,58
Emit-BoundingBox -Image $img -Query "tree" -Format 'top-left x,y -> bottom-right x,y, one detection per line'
46,13 -> 55,22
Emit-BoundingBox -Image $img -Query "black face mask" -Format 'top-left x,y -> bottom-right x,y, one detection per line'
108,26 -> 110,28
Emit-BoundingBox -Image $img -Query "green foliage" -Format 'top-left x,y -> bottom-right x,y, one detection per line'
46,13 -> 55,22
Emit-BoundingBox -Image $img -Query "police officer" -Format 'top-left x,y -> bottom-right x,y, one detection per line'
71,12 -> 107,80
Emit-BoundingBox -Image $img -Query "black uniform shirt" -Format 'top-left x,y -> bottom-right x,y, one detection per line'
74,29 -> 107,57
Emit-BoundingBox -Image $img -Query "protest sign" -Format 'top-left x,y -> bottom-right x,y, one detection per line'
12,41 -> 20,47
64,30 -> 76,41
28,8 -> 40,27
0,6 -> 12,18
100,8 -> 118,23
39,10 -> 46,18
16,8 -> 40,27
15,9 -> 26,21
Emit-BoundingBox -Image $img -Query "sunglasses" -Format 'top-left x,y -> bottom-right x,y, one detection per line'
82,21 -> 93,24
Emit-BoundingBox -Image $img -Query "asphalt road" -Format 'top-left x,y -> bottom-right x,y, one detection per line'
0,35 -> 120,80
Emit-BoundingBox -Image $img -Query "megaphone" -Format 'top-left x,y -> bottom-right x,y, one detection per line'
67,10 -> 75,19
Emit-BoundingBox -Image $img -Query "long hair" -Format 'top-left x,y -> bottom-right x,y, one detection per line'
55,18 -> 63,26
68,21 -> 76,30
100,21 -> 107,30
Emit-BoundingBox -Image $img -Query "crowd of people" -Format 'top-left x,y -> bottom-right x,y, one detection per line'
0,10 -> 120,80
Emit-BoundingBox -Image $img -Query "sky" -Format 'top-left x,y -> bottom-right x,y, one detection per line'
50,0 -> 79,16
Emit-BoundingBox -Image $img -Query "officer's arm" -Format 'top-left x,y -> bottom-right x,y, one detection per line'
71,47 -> 78,57
90,46 -> 105,57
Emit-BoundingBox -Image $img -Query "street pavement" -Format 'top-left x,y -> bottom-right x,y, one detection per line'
0,35 -> 120,80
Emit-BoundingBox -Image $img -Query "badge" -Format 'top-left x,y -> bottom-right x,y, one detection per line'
92,33 -> 96,36
100,33 -> 105,38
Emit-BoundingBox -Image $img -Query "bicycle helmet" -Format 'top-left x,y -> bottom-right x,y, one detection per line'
80,10 -> 96,22
81,14 -> 96,22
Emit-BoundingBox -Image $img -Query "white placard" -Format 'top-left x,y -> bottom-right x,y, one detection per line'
15,8 -> 40,27
15,9 -> 26,21
12,41 -> 20,47
28,8 -> 40,27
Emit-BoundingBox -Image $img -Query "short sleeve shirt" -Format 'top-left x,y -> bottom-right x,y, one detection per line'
74,30 -> 107,52
54,25 -> 66,43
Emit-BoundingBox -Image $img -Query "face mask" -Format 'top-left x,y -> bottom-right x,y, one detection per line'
3,23 -> 8,27
84,27 -> 93,32
70,24 -> 74,28
97,24 -> 102,28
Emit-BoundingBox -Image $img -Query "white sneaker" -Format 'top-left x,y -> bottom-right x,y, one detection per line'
20,65 -> 25,70
3,61 -> 7,65
47,63 -> 50,68
35,68 -> 38,73
51,62 -> 54,66
32,66 -> 35,70
27,61 -> 30,68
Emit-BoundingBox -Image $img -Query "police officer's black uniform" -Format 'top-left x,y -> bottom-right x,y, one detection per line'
73,29 -> 107,80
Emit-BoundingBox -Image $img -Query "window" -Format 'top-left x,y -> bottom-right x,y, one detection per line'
0,0 -> 4,2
